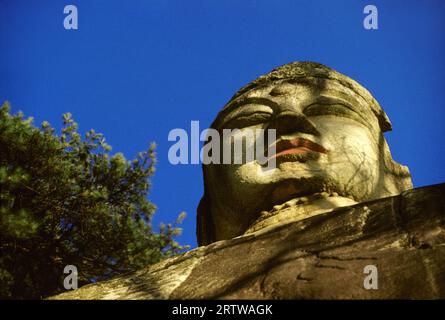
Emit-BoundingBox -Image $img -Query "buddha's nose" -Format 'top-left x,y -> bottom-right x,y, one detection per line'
267,110 -> 319,137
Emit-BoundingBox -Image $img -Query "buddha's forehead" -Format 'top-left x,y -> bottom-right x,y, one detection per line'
242,78 -> 366,104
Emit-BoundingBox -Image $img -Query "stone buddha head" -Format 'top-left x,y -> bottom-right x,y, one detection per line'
197,61 -> 412,246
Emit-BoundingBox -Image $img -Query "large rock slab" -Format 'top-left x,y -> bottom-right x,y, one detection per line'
51,183 -> 445,299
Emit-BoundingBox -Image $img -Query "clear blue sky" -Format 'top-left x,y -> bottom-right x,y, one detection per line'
1,0 -> 444,249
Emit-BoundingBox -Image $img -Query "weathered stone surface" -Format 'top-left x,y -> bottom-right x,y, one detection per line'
51,183 -> 445,299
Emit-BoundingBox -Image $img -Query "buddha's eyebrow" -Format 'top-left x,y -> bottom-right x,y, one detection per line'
313,94 -> 372,119
212,97 -> 279,129
224,97 -> 280,114
314,95 -> 359,111
307,95 -> 374,127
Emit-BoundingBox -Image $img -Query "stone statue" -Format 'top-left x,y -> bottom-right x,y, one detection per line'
52,62 -> 445,300
197,61 -> 412,246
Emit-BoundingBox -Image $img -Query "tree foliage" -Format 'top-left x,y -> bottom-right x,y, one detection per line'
0,102 -> 187,299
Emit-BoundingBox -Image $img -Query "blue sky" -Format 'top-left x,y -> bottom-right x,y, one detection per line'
1,0 -> 444,248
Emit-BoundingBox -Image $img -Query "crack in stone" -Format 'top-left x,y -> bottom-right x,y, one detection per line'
296,273 -> 313,281
314,263 -> 346,270
318,255 -> 377,261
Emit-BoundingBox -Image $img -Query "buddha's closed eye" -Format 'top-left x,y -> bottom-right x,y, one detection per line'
304,103 -> 367,127
224,112 -> 271,129
223,104 -> 273,129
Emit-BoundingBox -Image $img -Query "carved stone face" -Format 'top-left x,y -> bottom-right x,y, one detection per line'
197,62 -> 412,246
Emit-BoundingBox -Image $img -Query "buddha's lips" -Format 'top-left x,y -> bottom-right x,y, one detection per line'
270,138 -> 327,158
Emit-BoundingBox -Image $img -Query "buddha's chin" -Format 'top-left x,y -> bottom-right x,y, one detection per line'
275,158 -> 324,171
257,159 -> 328,180
264,172 -> 332,200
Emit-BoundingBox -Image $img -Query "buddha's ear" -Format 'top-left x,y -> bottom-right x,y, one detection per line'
380,135 -> 413,194
196,193 -> 214,246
